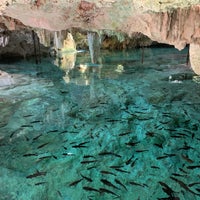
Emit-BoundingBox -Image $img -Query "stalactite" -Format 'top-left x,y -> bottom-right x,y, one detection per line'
87,32 -> 101,64
32,30 -> 38,64
0,31 -> 9,47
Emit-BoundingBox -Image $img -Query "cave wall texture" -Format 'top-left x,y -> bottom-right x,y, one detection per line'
1,0 -> 200,74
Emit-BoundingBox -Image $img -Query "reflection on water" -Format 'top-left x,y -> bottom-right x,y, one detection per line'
1,47 -> 200,200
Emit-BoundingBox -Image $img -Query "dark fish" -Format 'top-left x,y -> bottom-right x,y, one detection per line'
157,153 -> 176,160
188,182 -> 200,187
63,146 -> 67,150
72,145 -> 88,148
83,155 -> 95,159
81,160 -> 97,164
135,149 -> 148,153
78,141 -> 90,146
38,155 -> 52,160
47,130 -> 59,133
154,143 -> 163,148
23,114 -> 34,118
100,170 -> 116,176
10,129 -> 20,138
171,173 -> 185,177
119,131 -> 132,136
100,179 -> 120,190
69,178 -> 83,187
131,158 -> 138,167
115,168 -> 130,174
129,181 -> 146,187
87,166 -> 96,170
115,178 -> 127,191
57,190 -> 62,198
125,155 -> 134,165
80,174 -> 92,182
98,151 -> 121,158
32,133 -> 42,141
24,136 -> 29,141
31,120 -> 41,124
125,141 -> 140,146
23,153 -> 38,157
179,168 -> 187,174
99,187 -> 120,197
83,186 -> 99,193
37,142 -> 49,149
181,154 -> 194,163
159,181 -> 174,197
170,176 -> 200,196
187,165 -> 200,169
26,170 -> 47,179
21,125 -> 33,128
35,181 -> 47,186
151,166 -> 160,169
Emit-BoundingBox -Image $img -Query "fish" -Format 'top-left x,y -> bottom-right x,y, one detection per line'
125,155 -> 134,165
119,131 -> 132,136
151,166 -> 160,169
26,170 -> 47,179
125,141 -> 140,146
37,142 -> 49,149
171,173 -> 185,177
100,179 -> 120,190
98,151 -> 121,158
115,168 -> 130,174
47,130 -> 59,133
83,186 -> 99,193
188,182 -> 200,187
23,153 -> 38,157
32,134 -> 42,141
83,155 -> 95,159
187,165 -> 200,169
181,154 -> 193,163
159,181 -> 174,197
80,174 -> 92,182
129,181 -> 147,187
38,155 -> 52,160
30,120 -> 42,124
35,181 -> 47,186
157,153 -> 176,160
57,190 -> 62,198
21,125 -> 33,128
170,176 -> 200,196
100,170 -> 116,176
81,160 -> 97,164
69,178 -> 83,187
135,149 -> 148,153
72,145 -> 88,148
99,187 -> 120,197
115,178 -> 127,191
131,158 -> 138,167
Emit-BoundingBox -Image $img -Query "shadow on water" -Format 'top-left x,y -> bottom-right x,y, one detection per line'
0,47 -> 200,200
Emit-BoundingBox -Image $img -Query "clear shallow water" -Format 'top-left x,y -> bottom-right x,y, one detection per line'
0,47 -> 200,200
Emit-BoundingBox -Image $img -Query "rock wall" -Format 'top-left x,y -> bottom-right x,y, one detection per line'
0,1 -> 200,72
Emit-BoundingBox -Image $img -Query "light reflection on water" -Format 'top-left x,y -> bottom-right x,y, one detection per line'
0,47 -> 200,200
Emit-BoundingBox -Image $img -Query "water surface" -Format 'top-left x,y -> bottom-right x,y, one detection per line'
0,47 -> 200,200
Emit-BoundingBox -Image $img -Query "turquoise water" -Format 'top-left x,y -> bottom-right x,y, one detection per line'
0,47 -> 200,200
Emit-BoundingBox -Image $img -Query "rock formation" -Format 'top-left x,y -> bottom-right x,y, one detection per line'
0,0 -> 200,73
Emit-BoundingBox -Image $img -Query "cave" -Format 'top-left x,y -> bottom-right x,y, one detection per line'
0,1 -> 200,200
